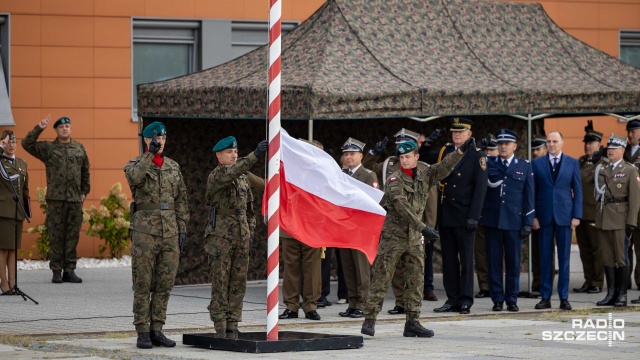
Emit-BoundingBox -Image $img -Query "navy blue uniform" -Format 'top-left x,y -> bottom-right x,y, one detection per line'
481,156 -> 535,305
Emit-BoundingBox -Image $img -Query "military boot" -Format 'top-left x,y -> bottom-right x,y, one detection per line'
596,267 -> 617,306
214,321 -> 227,334
150,331 -> 176,347
62,271 -> 83,283
403,320 -> 435,338
361,319 -> 375,337
614,266 -> 629,307
136,332 -> 153,349
51,271 -> 62,284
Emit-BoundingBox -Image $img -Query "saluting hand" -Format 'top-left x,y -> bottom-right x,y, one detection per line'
39,114 -> 51,129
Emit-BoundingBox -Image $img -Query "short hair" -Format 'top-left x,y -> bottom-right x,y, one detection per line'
312,140 -> 324,149
547,131 -> 564,140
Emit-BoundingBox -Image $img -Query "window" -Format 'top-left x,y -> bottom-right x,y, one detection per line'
0,15 -> 13,126
230,21 -> 298,59
131,19 -> 201,120
620,30 -> 640,68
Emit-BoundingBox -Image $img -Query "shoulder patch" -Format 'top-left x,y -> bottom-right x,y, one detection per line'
372,182 -> 379,189
479,157 -> 487,171
389,177 -> 397,182
129,157 -> 139,163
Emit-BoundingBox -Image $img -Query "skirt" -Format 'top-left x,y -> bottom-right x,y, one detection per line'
0,218 -> 23,250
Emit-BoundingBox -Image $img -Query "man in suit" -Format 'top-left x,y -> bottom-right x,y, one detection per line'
338,138 -> 378,318
433,118 -> 488,315
623,120 -> 640,292
481,129 -> 535,312
532,131 -> 582,310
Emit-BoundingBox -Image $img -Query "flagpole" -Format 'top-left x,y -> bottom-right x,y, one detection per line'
266,0 -> 282,341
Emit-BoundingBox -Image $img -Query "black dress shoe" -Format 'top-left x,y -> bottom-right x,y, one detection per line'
459,305 -> 471,314
150,331 -> 176,347
506,302 -> 519,312
535,299 -> 551,309
279,309 -> 299,319
388,305 -> 405,314
573,282 -> 589,293
586,286 -> 602,294
305,310 -> 321,320
349,309 -> 364,318
339,308 -> 355,317
317,296 -> 331,307
560,300 -> 572,310
433,303 -> 460,313
492,302 -> 503,311
475,290 -> 490,298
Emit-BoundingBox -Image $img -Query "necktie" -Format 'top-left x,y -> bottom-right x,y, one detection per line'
552,157 -> 557,171
343,168 -> 353,176
502,159 -> 508,169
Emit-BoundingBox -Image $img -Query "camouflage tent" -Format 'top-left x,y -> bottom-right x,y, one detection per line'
138,0 -> 640,120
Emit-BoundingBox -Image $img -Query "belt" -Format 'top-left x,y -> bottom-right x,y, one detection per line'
136,202 -> 175,210
604,197 -> 628,204
216,208 -> 245,216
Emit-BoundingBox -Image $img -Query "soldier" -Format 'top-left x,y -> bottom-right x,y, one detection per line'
623,120 -> 640,291
594,134 -> 640,307
22,115 -> 89,284
124,121 -> 189,349
574,122 -> 605,294
361,138 -> 469,338
481,129 -> 535,312
434,118 -> 488,315
337,138 -> 377,319
205,136 -> 268,334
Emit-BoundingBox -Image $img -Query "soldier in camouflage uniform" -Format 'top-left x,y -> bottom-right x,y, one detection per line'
361,138 -> 472,338
205,136 -> 268,334
22,115 -> 89,284
124,121 -> 189,349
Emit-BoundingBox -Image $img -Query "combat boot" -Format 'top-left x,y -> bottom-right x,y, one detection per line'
596,267 -> 617,306
136,332 -> 153,349
614,266 -> 629,307
214,321 -> 227,334
226,321 -> 240,334
51,271 -> 62,284
150,331 -> 176,347
361,319 -> 375,337
403,320 -> 435,338
62,271 -> 83,283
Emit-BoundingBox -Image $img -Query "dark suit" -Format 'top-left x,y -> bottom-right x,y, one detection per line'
481,156 -> 534,304
532,154 -> 582,301
437,144 -> 488,308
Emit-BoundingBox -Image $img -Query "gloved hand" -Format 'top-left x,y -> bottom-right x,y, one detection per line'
372,136 -> 389,155
626,224 -> 635,238
178,233 -> 186,253
254,140 -> 269,158
459,137 -> 476,153
520,225 -> 532,240
591,145 -> 604,163
479,137 -> 488,151
425,128 -> 445,144
421,226 -> 440,244
148,131 -> 161,154
465,218 -> 478,233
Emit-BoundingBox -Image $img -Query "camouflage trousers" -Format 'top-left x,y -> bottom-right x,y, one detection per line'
46,200 -> 83,271
364,237 -> 424,321
131,231 -> 179,333
206,235 -> 249,326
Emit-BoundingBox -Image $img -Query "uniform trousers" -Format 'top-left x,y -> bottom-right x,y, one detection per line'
485,227 -> 521,304
440,226 -> 475,307
46,200 -> 83,271
392,240 -> 434,307
575,221 -> 604,287
598,229 -> 629,268
339,248 -> 370,310
282,238 -> 321,313
474,225 -> 489,291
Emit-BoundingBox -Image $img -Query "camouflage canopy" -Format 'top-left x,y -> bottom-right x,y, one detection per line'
137,0 -> 640,120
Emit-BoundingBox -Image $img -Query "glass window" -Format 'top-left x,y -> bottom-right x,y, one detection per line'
620,30 -> 640,68
0,15 -> 13,126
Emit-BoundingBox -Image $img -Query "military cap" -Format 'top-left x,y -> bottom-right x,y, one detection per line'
342,137 -> 365,152
450,117 -> 473,131
212,136 -> 238,152
484,134 -> 498,149
394,128 -> 419,144
626,120 -> 640,131
396,141 -> 418,156
607,134 -> 627,149
53,117 -> 71,128
496,129 -> 518,143
583,130 -> 603,143
531,136 -> 547,150
142,121 -> 167,138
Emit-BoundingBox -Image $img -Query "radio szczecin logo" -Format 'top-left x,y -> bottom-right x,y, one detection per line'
542,313 -> 624,346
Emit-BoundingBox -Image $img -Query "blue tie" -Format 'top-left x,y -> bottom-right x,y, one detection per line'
503,159 -> 508,169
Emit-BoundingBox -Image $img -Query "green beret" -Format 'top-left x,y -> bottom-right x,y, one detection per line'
213,136 -> 238,152
142,121 -> 166,138
53,117 -> 71,128
396,141 -> 418,156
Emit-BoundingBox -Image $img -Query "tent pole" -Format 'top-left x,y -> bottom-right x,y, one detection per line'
527,113 -> 533,294
308,119 -> 313,141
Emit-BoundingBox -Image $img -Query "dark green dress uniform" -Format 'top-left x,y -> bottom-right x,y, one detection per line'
0,155 -> 29,249
623,120 -> 640,290
280,230 -> 322,317
205,137 -> 259,332
22,119 -> 90,274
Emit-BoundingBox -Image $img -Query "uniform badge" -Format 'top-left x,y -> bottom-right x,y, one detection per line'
614,173 -> 626,179
389,177 -> 397,182
637,176 -> 640,182
129,157 -> 138,163
479,157 -> 487,171
617,183 -> 622,188
373,182 -> 379,189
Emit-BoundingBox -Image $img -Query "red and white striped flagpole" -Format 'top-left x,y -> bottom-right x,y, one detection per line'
266,0 -> 282,341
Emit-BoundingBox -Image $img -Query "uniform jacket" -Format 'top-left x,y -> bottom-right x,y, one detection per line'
22,125 -> 90,202
480,156 -> 534,231
349,165 -> 378,188
624,146 -> 640,225
438,144 -> 488,227
124,152 -> 189,237
579,155 -> 607,222
0,156 -> 29,220
532,154 -> 583,226
594,161 -> 640,230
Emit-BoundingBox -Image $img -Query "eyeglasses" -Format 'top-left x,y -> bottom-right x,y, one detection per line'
7,140 -> 17,145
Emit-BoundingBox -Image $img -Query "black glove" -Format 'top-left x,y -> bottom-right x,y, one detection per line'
459,137 -> 476,153
421,226 -> 440,244
520,225 -> 532,240
585,119 -> 593,133
372,136 -> 389,155
591,145 -> 604,163
148,131 -> 161,154
254,140 -> 269,158
425,128 -> 445,144
479,137 -> 488,151
626,224 -> 635,238
178,233 -> 186,253
465,218 -> 478,233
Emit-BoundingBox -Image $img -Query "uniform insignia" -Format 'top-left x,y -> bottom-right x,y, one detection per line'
637,176 -> 640,182
479,157 -> 487,171
398,147 -> 405,154
516,171 -> 523,175
129,157 -> 138,163
617,183 -> 622,188
389,162 -> 394,166
614,173 -> 626,178
373,182 -> 379,189
389,177 -> 397,182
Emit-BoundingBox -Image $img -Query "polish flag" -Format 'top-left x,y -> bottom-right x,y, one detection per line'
274,130 -> 386,264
